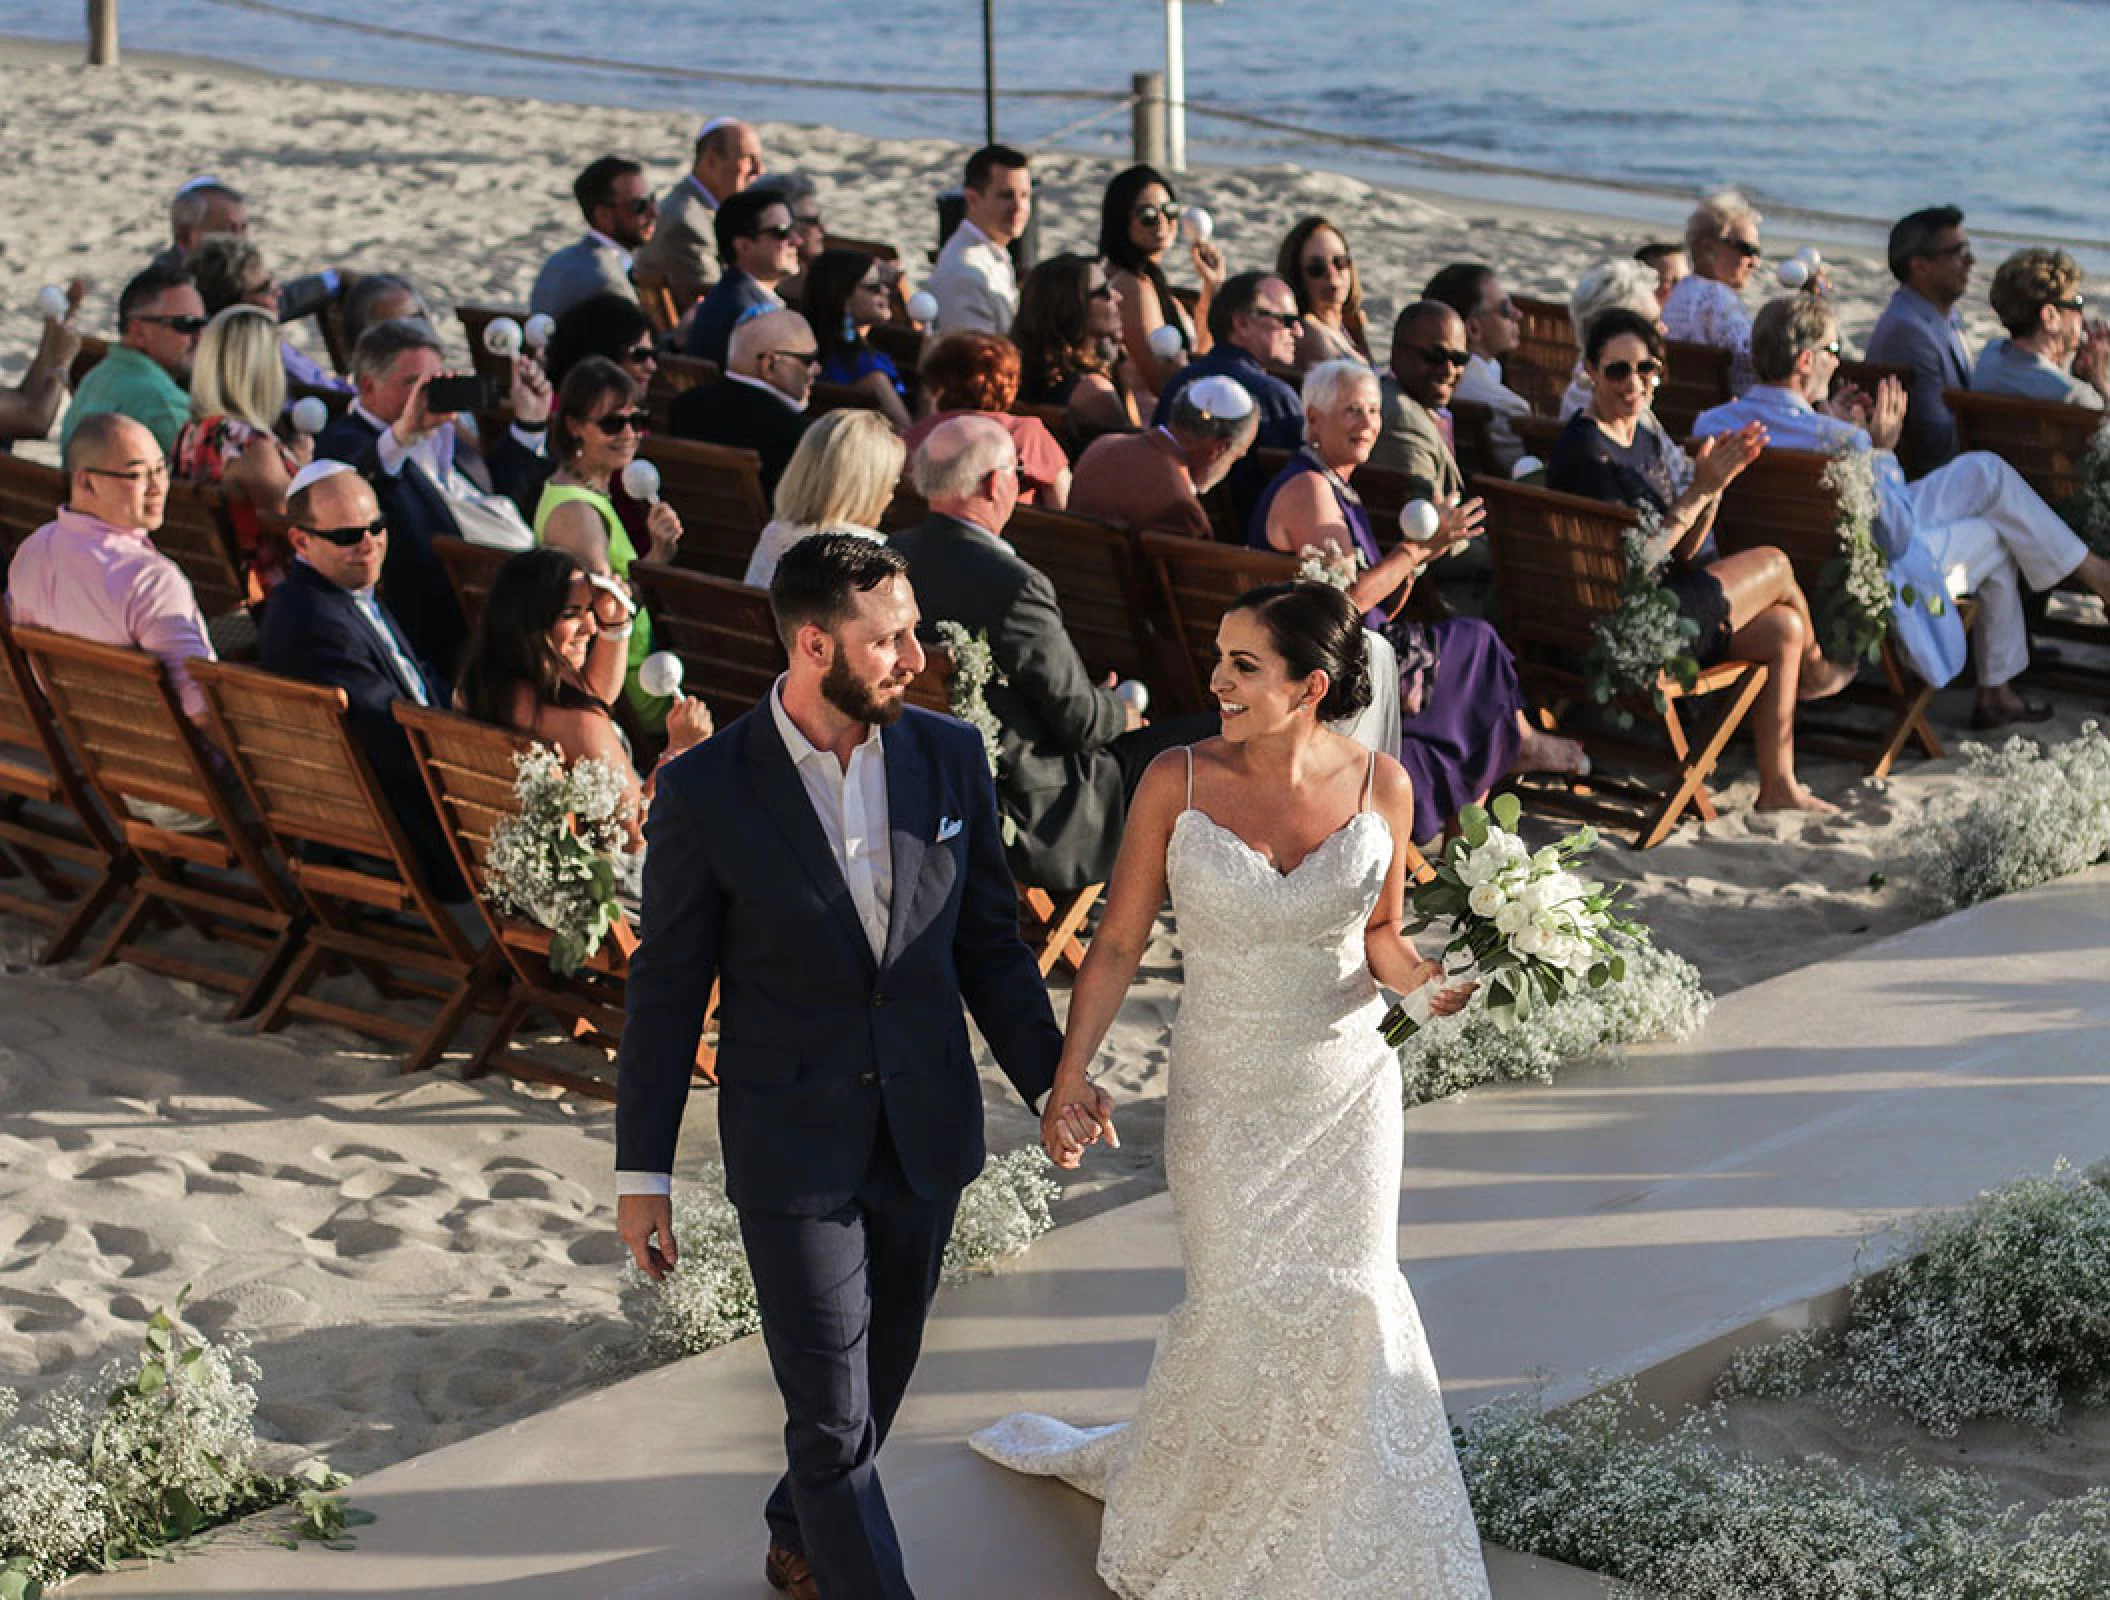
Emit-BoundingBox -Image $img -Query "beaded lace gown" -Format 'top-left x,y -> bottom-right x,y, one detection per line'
969,756 -> 1491,1599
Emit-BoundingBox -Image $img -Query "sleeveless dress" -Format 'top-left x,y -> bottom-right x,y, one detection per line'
1248,452 -> 1524,840
532,480 -> 667,726
970,753 -> 1491,1600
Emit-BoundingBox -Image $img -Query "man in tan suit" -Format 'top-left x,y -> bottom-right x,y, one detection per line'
1068,376 -> 1257,540
1372,301 -> 1490,610
633,118 -> 765,313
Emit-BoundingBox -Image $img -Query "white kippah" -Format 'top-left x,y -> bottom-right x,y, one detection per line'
286,459 -> 360,498
696,116 -> 735,144
175,174 -> 222,196
1183,375 -> 1256,421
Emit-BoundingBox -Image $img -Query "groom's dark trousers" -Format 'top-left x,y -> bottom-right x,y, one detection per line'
616,702 -> 1062,1599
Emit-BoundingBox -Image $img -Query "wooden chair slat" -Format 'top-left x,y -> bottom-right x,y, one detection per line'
627,563 -> 786,724
998,508 -> 1159,684
638,435 -> 771,581
0,455 -> 65,557
1657,340 -> 1735,438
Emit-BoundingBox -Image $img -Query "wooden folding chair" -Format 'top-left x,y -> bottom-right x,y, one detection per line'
0,620 -> 133,961
1505,295 -> 1577,417
999,507 -> 1162,684
432,535 -> 513,633
637,435 -> 771,580
316,297 -> 354,375
0,454 -> 65,555
393,703 -> 716,1100
1712,447 -> 1973,777
11,627 -> 308,1013
1833,357 -> 1918,476
1475,477 -> 1770,848
808,380 -> 887,419
629,268 -> 683,338
627,562 -> 787,723
191,661 -> 503,1070
1447,399 -> 1499,484
1138,532 -> 1299,715
68,336 -> 109,392
157,482 -> 253,623
1656,340 -> 1734,437
646,354 -> 720,432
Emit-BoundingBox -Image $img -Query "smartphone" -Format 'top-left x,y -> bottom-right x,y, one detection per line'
425,374 -> 495,415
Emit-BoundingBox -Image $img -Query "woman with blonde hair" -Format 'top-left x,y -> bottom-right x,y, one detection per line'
175,303 -> 310,590
743,409 -> 907,587
1660,189 -> 1772,394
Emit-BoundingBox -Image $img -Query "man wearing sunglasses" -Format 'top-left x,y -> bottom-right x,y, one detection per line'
1425,261 -> 1531,474
258,460 -> 458,894
686,188 -> 800,366
1866,206 -> 1977,470
670,309 -> 818,497
531,156 -> 658,321
58,263 -> 204,459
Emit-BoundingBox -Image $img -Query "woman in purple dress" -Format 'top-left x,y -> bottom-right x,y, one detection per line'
1250,359 -> 1584,840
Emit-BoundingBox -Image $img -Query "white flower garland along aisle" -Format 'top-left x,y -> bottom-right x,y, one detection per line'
1581,515 -> 1699,727
1379,792 -> 1644,1046
482,746 -> 641,976
1815,446 -> 1942,666
1296,541 -> 1361,591
932,621 -> 1018,845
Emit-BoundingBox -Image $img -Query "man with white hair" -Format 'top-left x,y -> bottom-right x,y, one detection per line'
667,308 -> 816,495
889,417 -> 1199,893
1068,373 -> 1257,539
633,117 -> 765,310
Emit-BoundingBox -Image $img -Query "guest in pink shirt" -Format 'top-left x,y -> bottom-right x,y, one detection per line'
7,412 -> 216,723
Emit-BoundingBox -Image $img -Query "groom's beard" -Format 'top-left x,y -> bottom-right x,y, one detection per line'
821,647 -> 907,727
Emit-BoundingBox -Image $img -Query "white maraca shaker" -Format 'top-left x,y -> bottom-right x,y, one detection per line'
905,289 -> 939,326
1776,258 -> 1811,289
289,396 -> 330,436
1181,206 -> 1214,244
638,651 -> 685,700
36,285 -> 70,322
481,316 -> 524,358
1147,323 -> 1187,363
1114,679 -> 1150,717
524,313 -> 556,351
1400,499 -> 1441,542
620,458 -> 662,505
1510,454 -> 1544,479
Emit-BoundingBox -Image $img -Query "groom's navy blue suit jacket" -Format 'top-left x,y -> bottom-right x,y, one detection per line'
615,701 -> 1063,1215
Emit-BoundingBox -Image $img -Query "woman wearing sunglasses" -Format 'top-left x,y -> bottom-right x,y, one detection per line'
1548,309 -> 1854,814
1099,163 -> 1227,417
534,357 -> 688,730
1660,189 -> 1784,395
804,247 -> 912,428
1011,252 -> 1137,441
1275,215 -> 1371,372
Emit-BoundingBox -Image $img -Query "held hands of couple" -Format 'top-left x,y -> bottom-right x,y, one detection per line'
617,1192 -> 679,1282
1040,1076 -> 1119,1169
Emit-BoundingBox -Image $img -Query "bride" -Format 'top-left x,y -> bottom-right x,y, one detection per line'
970,580 -> 1492,1598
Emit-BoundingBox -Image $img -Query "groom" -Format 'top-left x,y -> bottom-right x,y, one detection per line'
615,533 -> 1069,1600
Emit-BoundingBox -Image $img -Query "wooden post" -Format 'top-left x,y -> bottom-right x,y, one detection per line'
1132,71 -> 1167,171
87,0 -> 119,65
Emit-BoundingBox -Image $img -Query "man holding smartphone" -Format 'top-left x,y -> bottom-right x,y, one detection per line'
317,317 -> 553,675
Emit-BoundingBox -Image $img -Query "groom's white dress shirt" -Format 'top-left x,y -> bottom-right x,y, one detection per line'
616,677 -> 892,1196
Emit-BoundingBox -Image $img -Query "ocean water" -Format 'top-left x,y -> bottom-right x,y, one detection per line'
7,0 -> 2104,249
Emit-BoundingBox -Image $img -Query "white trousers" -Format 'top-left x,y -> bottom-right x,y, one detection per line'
1910,452 -> 2088,687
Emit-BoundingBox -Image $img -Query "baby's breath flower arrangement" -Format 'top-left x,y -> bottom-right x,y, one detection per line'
482,746 -> 640,975
1813,447 -> 1941,665
1381,792 -> 1644,1046
1582,515 -> 1698,725
1295,541 -> 1361,592
1912,725 -> 2110,909
931,622 -> 1016,844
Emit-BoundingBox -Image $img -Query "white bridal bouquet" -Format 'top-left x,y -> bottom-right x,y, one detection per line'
482,746 -> 642,975
1380,792 -> 1642,1045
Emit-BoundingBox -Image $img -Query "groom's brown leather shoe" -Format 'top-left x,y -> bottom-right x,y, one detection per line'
765,1541 -> 820,1600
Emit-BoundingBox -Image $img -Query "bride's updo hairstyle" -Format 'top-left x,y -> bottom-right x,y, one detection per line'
1229,581 -> 1372,722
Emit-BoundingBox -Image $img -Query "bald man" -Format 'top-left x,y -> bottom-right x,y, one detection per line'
9,413 -> 215,722
667,309 -> 816,495
633,118 -> 764,309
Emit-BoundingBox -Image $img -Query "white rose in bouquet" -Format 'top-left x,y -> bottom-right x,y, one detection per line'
1512,925 -> 1548,958
1494,900 -> 1532,936
1466,881 -> 1507,918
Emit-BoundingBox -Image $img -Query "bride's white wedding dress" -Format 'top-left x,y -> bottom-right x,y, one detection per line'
971,754 -> 1491,1598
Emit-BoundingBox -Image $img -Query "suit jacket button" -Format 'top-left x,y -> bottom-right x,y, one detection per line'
860,1070 -> 880,1087
871,992 -> 887,1008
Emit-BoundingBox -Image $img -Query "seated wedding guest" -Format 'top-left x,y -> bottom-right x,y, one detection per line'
319,317 -> 552,676
1103,163 -> 1226,414
1549,309 -> 1853,813
926,144 -> 1032,336
187,233 -> 350,394
897,332 -> 1071,508
0,279 -> 82,449
748,173 -> 825,307
1975,248 -> 2108,409
1068,373 -> 1256,540
1250,360 -> 1581,837
1011,253 -> 1136,439
685,187 -> 800,364
1371,301 -> 1469,503
806,248 -> 912,427
744,409 -> 904,587
455,546 -> 711,845
1866,206 -> 1976,469
634,117 -> 765,311
1635,241 -> 1689,309
1560,259 -> 1682,439
153,177 -> 344,323
890,416 -> 1191,892
536,357 -> 685,726
258,460 -> 459,894
1661,190 -> 1766,395
1424,261 -> 1530,472
60,263 -> 202,458
545,292 -> 659,391
10,414 -> 214,724
1701,295 -> 2110,728
174,306 -> 310,591
340,273 -> 428,354
1150,271 -> 1304,449
668,309 -> 817,496
531,156 -> 656,320
1277,215 -> 1372,370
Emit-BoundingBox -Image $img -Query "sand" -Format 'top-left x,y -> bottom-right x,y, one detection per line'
0,44 -> 2103,1485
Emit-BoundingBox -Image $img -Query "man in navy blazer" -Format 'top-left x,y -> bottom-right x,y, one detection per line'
257,462 -> 458,896
616,535 -> 1080,1600
1865,205 -> 1977,472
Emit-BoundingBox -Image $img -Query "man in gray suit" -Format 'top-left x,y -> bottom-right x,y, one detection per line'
1372,300 -> 1468,503
1864,205 -> 1976,472
529,156 -> 656,320
633,118 -> 764,312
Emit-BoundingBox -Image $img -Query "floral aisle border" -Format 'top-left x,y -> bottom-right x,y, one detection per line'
1583,516 -> 1699,726
1911,725 -> 2110,910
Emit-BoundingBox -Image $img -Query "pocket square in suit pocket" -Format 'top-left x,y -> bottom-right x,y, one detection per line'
936,816 -> 964,843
